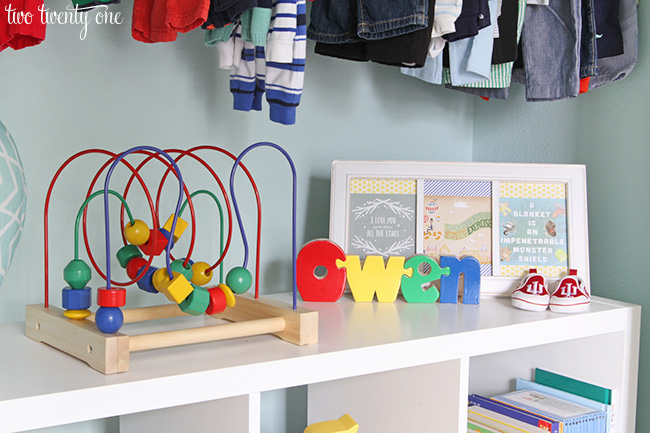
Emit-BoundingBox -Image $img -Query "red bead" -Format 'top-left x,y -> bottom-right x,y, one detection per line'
205,286 -> 227,315
97,287 -> 126,307
139,229 -> 170,256
126,257 -> 149,280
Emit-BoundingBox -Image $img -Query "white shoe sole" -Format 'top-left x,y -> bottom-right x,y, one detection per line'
512,296 -> 549,312
549,300 -> 589,313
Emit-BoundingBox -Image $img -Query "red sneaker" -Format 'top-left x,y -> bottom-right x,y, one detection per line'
550,269 -> 589,313
511,269 -> 549,312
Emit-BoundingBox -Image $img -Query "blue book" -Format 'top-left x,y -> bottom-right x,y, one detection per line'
492,387 -> 607,433
534,368 -> 617,433
469,394 -> 561,433
516,378 -> 611,433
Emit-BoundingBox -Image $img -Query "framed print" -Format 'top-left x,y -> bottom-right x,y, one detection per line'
330,161 -> 589,297
347,178 -> 417,259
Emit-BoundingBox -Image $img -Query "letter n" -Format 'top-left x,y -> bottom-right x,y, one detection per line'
439,256 -> 481,304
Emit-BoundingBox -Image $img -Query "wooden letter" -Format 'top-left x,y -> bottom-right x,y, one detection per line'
440,256 -> 481,304
400,255 -> 450,303
339,255 -> 409,303
297,239 -> 347,302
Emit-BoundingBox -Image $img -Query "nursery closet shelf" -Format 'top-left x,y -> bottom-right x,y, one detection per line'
0,294 -> 640,433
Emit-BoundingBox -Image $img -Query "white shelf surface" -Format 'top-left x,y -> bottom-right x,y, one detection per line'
0,294 -> 641,432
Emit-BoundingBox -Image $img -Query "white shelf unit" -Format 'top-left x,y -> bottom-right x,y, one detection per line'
0,294 -> 640,433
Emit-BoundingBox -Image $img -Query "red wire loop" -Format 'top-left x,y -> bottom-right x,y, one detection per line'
43,146 -> 264,306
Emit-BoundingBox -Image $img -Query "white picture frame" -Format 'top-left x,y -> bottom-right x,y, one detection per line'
329,160 -> 590,297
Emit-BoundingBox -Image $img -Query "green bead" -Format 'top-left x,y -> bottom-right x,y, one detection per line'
170,259 -> 193,281
63,259 -> 92,289
116,244 -> 143,269
226,267 -> 252,294
179,284 -> 210,316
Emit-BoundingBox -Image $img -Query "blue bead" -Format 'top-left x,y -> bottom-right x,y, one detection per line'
137,265 -> 160,294
95,307 -> 124,334
62,287 -> 92,310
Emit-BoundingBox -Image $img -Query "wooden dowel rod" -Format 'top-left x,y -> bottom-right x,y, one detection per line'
129,316 -> 286,352
121,304 -> 187,323
88,304 -> 187,324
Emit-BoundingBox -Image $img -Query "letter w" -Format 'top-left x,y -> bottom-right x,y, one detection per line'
338,255 -> 408,302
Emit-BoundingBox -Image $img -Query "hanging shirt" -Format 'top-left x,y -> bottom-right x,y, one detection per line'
132,0 -> 210,43
1,0 -> 46,52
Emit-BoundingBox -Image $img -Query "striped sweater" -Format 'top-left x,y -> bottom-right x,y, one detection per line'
226,0 -> 306,125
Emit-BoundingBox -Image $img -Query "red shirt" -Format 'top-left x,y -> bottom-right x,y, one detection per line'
0,0 -> 46,52
132,0 -> 210,43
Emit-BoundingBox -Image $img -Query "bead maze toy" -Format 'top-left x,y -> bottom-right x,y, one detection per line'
25,143 -> 318,374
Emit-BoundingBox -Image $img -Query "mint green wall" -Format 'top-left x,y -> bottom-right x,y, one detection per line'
0,4 -> 473,432
1,2 -> 646,432
0,6 -> 473,325
473,3 -> 649,429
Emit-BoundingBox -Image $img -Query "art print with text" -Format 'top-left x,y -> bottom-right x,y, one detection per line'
498,182 -> 568,278
422,180 -> 492,276
347,178 -> 416,259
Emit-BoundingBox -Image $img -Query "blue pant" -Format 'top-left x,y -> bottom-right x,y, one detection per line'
307,0 -> 428,43
511,0 -> 582,101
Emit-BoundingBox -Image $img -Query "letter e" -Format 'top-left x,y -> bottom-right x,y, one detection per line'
401,255 -> 449,303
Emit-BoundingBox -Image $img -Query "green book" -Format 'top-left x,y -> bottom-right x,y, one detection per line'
467,419 -> 501,433
534,367 -> 612,404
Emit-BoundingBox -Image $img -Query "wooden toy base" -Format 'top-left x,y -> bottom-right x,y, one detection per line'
25,294 -> 318,374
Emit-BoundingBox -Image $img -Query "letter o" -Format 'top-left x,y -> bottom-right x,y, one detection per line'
296,239 -> 347,302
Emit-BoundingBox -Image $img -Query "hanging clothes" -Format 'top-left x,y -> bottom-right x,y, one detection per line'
307,0 -> 429,44
132,0 -> 210,43
0,0 -> 46,52
222,0 -> 307,125
71,0 -> 121,9
312,0 -> 436,68
588,0 -> 637,89
307,0 -> 637,102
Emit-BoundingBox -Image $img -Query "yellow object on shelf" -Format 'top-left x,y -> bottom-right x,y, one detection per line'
304,414 -> 359,433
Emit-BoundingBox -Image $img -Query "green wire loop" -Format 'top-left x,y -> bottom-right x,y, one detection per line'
74,190 -> 136,260
179,190 -> 225,284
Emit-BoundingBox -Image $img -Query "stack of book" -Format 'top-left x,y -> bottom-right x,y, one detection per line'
467,368 -> 615,433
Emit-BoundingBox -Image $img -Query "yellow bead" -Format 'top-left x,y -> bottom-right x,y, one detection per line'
152,267 -> 172,292
162,214 -> 188,243
218,283 -> 236,308
63,309 -> 92,320
124,219 -> 150,246
190,261 -> 213,286
158,273 -> 194,304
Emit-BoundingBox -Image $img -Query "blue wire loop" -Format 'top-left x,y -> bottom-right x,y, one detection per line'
229,142 -> 298,310
104,146 -> 185,289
